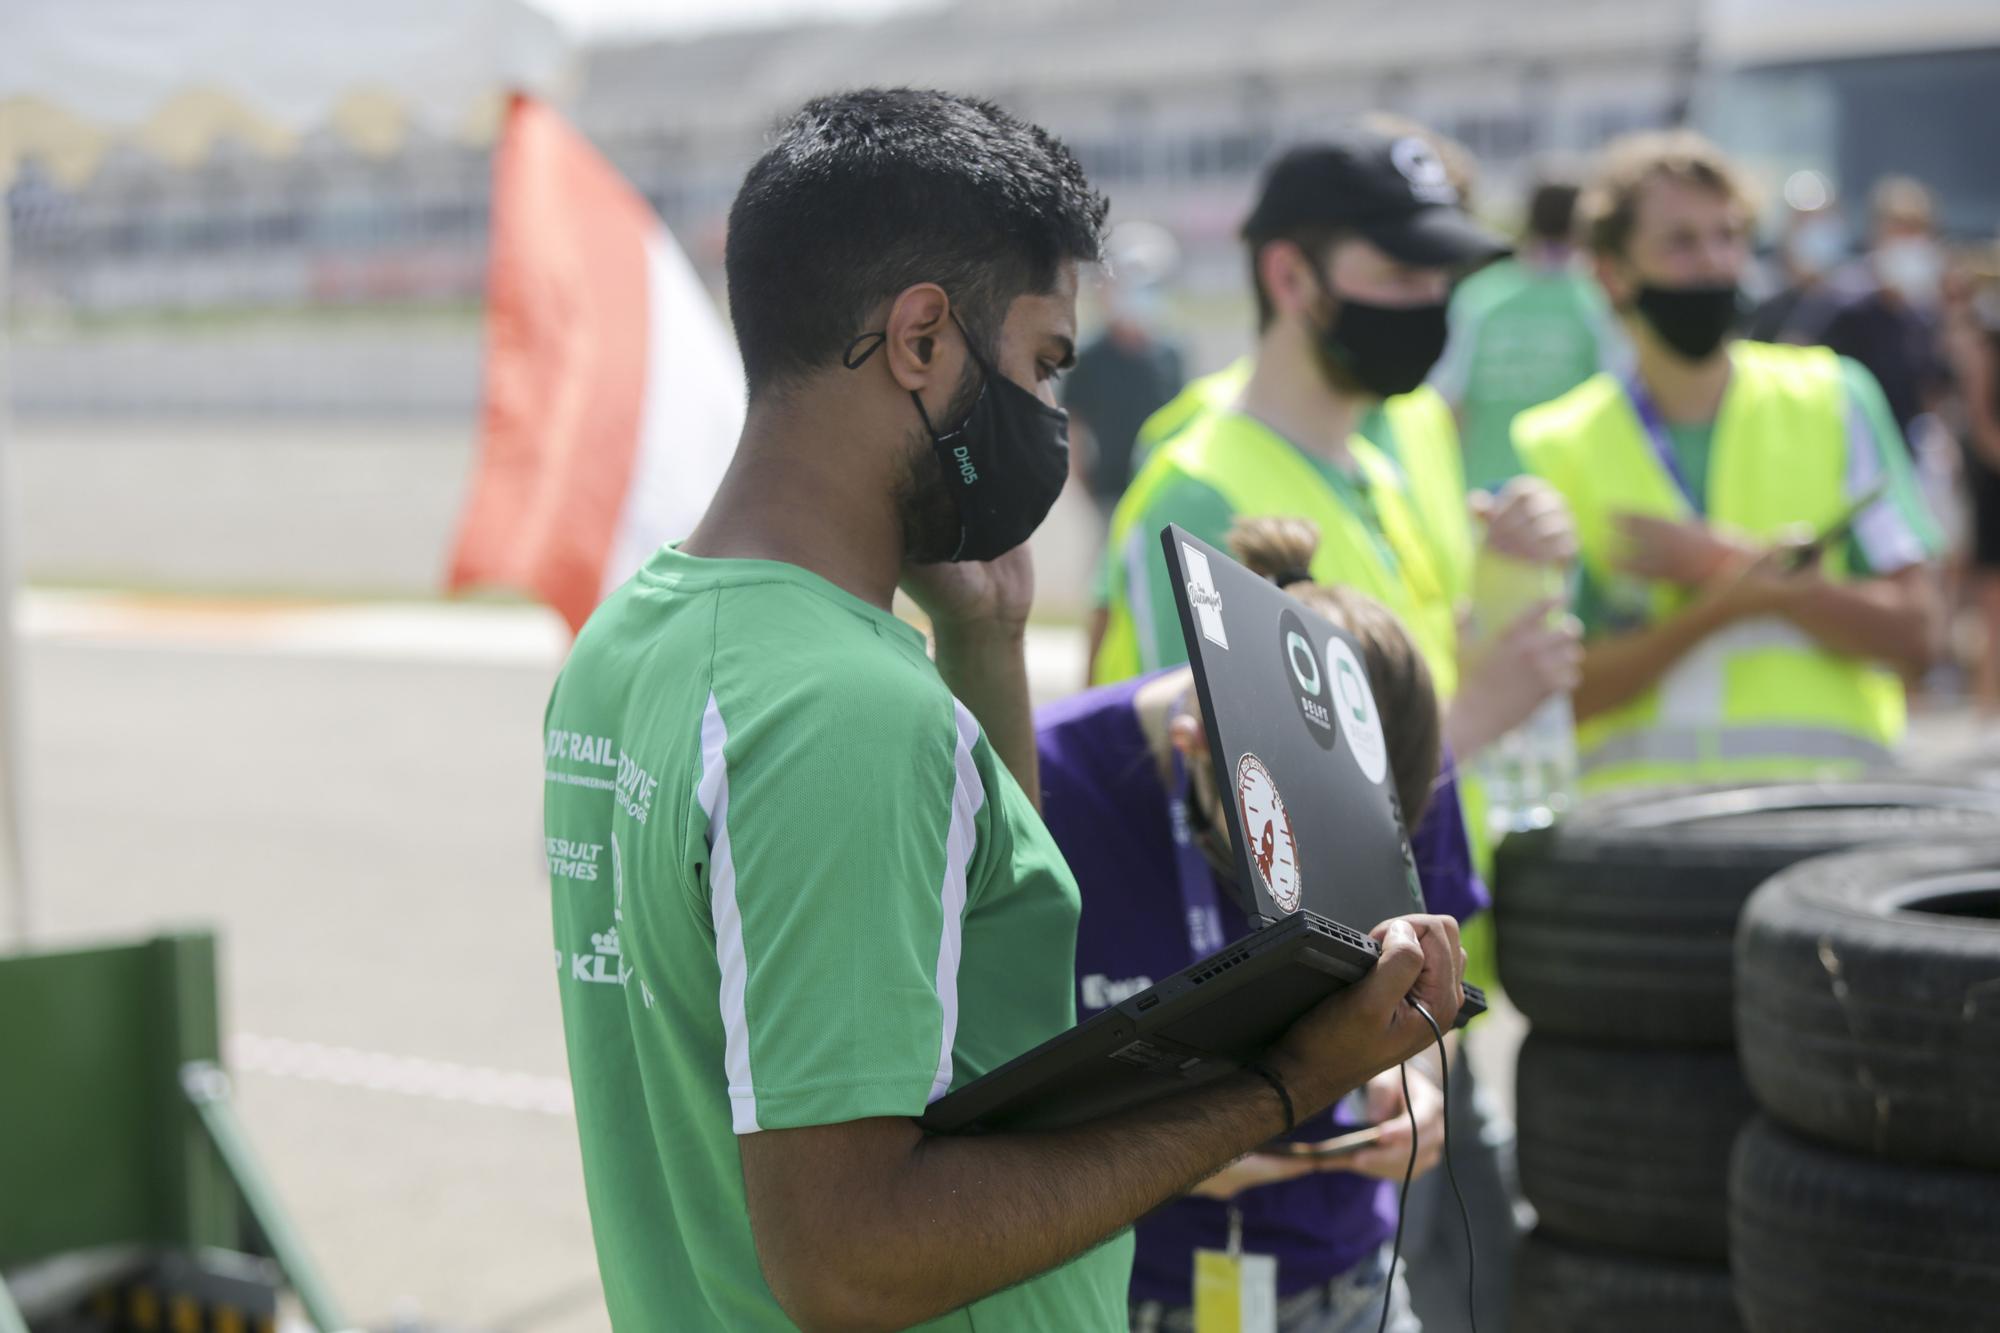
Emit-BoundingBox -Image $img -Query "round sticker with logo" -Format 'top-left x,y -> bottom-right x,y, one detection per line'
1327,636 -> 1389,786
1235,752 -> 1301,913
1278,608 -> 1337,751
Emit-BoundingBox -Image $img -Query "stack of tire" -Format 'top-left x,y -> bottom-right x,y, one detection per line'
1493,779 -> 2000,1332
1729,839 -> 2000,1331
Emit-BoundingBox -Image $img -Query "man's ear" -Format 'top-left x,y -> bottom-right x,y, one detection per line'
1596,253 -> 1636,310
879,284 -> 956,393
1256,239 -> 1322,325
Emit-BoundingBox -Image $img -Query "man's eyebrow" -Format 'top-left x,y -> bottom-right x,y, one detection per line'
1050,335 -> 1078,369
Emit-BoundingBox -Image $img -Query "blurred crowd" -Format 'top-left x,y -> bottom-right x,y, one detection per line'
1064,138 -> 2000,719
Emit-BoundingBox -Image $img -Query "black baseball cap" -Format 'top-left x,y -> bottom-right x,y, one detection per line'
1242,129 -> 1509,268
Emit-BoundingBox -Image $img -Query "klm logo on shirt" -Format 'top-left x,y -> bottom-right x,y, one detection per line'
1081,974 -> 1154,1012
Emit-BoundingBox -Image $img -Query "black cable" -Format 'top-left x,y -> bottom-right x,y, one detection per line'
1375,1058 -> 1419,1333
1412,998 -> 1479,1333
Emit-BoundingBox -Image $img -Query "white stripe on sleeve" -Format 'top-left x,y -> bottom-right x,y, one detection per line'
1846,389 -> 1927,574
926,702 -> 988,1104
698,693 -> 760,1133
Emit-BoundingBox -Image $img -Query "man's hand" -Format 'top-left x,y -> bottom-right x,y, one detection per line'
739,914 -> 1462,1332
1341,1067 -> 1445,1182
1614,514 -> 1755,588
1267,915 -> 1463,1114
1475,477 -> 1578,566
901,544 -> 1036,636
1445,597 -> 1583,760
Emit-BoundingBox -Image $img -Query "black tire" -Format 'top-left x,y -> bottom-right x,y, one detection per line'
1515,1033 -> 1754,1261
1509,1230 -> 1742,1333
1735,840 -> 2000,1169
1730,1115 -> 2000,1332
1494,780 -> 2000,1046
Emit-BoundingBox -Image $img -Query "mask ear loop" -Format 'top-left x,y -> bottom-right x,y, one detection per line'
842,328 -> 969,439
841,330 -> 888,369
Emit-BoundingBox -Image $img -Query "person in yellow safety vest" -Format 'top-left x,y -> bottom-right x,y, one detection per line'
1126,357 -> 1482,620
1089,131 -> 1580,775
1086,127 -> 1584,1333
1513,130 -> 1943,795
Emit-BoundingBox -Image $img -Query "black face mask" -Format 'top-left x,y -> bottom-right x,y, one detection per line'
1312,274 -> 1450,399
844,312 -> 1071,563
1634,283 -> 1741,361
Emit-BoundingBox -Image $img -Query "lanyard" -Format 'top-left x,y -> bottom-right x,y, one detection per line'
1624,376 -> 1701,514
1327,462 -> 1401,573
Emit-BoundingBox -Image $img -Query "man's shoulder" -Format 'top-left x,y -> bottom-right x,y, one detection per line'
1453,258 -> 1527,311
712,597 -> 941,711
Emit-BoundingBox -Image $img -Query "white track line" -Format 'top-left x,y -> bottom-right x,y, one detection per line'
230,1033 -> 575,1117
18,590 -> 1091,697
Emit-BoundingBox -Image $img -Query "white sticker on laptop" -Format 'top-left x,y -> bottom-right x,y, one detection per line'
1183,544 -> 1229,649
1235,752 -> 1300,913
1328,637 -> 1388,786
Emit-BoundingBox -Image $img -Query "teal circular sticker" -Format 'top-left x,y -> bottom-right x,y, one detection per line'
1328,636 -> 1388,785
1279,608 -> 1337,751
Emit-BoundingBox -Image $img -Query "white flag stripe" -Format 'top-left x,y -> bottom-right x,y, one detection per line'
599,227 -> 747,601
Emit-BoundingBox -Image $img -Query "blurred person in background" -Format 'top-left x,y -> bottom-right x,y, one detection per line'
1822,178 -> 1963,571
1090,123 -> 1581,1333
1042,517 -> 1484,1333
1512,131 -> 1942,795
1942,248 -> 2000,715
1824,176 -> 1951,442
1429,168 -> 1628,491
1746,170 -> 1850,345
1065,221 -> 1187,532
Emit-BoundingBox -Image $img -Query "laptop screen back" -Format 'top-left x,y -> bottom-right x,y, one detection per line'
1164,525 -> 1425,931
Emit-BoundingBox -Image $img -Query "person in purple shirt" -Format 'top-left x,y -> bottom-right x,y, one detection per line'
1037,517 -> 1487,1333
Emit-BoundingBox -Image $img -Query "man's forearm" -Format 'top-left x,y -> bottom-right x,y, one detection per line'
933,623 -> 1039,807
772,1062 -> 1342,1331
1772,569 -> 1938,677
1574,593 -> 1738,722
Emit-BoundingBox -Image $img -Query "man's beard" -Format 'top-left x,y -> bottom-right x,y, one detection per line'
1308,302 -> 1370,399
895,362 -> 984,564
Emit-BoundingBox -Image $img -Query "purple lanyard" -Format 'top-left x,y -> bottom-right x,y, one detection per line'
1166,748 -> 1230,962
1624,377 -> 1702,514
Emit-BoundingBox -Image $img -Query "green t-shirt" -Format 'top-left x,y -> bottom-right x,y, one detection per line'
545,546 -> 1132,1330
1431,257 -> 1624,492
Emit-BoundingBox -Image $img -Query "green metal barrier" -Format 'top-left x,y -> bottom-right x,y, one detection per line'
0,931 -> 350,1331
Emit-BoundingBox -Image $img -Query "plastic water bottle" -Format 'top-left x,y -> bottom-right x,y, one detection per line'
1467,551 -> 1578,835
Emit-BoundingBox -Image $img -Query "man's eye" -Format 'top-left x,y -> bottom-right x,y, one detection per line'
1040,363 -> 1067,384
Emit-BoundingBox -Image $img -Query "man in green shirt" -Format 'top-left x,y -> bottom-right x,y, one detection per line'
1429,172 -> 1628,491
1432,172 -> 1632,488
544,89 -> 1466,1332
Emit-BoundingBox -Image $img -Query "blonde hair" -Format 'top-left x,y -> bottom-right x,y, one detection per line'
1582,129 -> 1754,260
1226,516 -> 1442,824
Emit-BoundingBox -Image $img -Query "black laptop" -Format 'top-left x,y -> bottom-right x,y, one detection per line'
921,525 -> 1484,1135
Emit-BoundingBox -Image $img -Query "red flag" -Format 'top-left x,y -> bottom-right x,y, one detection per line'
449,95 -> 743,632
